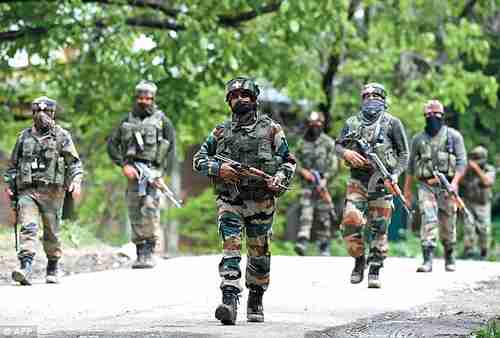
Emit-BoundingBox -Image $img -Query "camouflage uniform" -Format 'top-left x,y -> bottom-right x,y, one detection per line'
295,131 -> 338,250
460,147 -> 496,257
409,127 -> 467,250
336,83 -> 409,287
107,81 -> 176,265
4,96 -> 83,284
193,77 -> 295,324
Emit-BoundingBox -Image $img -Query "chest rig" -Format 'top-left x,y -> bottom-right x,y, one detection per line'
17,128 -> 66,188
414,127 -> 456,179
119,111 -> 170,166
301,134 -> 333,174
214,114 -> 280,200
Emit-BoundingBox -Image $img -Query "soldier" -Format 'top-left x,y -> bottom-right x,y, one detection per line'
460,146 -> 496,260
193,77 -> 295,325
404,99 -> 467,273
3,96 -> 83,285
294,111 -> 338,256
107,80 -> 176,269
336,83 -> 409,288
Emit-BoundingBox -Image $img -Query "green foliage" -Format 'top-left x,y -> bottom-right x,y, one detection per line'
472,320 -> 500,338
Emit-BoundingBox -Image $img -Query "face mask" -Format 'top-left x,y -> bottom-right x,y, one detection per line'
232,100 -> 256,115
304,126 -> 322,141
425,115 -> 443,137
361,99 -> 385,123
33,111 -> 55,134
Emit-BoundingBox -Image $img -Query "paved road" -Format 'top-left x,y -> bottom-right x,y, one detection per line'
1,256 -> 500,338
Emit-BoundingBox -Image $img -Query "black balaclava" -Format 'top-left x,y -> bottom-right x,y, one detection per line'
361,99 -> 385,124
232,100 -> 257,126
133,101 -> 155,118
425,115 -> 443,137
304,125 -> 322,141
33,111 -> 55,134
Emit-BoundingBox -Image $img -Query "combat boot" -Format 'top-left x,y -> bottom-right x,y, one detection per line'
294,237 -> 308,256
46,259 -> 60,284
247,287 -> 264,322
318,240 -> 331,257
215,286 -> 240,325
367,264 -> 382,289
350,255 -> 365,284
462,247 -> 474,260
142,240 -> 156,268
480,248 -> 488,261
12,256 -> 33,286
416,246 -> 433,273
132,242 -> 147,269
444,245 -> 456,272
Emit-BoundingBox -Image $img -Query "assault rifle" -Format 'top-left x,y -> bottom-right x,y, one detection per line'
346,137 -> 411,215
310,170 -> 337,221
214,154 -> 289,191
134,162 -> 182,208
433,171 -> 474,224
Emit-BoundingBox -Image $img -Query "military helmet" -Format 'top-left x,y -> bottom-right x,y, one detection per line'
361,83 -> 386,101
31,96 -> 57,114
424,99 -> 444,116
306,111 -> 325,126
135,80 -> 157,97
469,145 -> 488,159
225,77 -> 260,102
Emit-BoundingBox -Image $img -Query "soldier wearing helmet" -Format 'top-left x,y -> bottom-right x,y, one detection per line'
459,145 -> 496,260
404,99 -> 467,273
294,111 -> 338,257
107,80 -> 176,269
193,76 -> 296,325
4,96 -> 84,285
336,82 -> 409,288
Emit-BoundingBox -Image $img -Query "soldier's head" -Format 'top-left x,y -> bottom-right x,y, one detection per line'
304,111 -> 325,141
424,99 -> 444,137
225,77 -> 259,115
32,96 -> 57,134
361,83 -> 386,103
469,145 -> 488,167
135,80 -> 157,113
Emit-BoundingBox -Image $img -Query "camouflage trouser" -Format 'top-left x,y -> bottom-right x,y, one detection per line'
217,196 -> 274,293
17,185 -> 65,260
463,201 -> 491,251
341,178 -> 393,266
297,189 -> 331,241
417,182 -> 457,248
126,179 -> 161,244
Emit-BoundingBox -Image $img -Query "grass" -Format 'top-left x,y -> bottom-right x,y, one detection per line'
472,319 -> 500,338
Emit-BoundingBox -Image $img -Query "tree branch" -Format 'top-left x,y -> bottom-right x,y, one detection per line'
0,26 -> 48,42
81,0 -> 180,17
460,0 -> 477,19
125,17 -> 184,31
218,1 -> 282,27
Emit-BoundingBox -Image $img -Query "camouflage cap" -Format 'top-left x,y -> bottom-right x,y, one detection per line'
470,145 -> 488,159
32,96 -> 57,113
135,80 -> 157,97
361,83 -> 386,100
424,99 -> 444,117
225,77 -> 260,101
307,111 -> 325,125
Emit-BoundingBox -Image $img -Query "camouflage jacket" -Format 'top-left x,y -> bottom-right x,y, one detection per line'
107,108 -> 176,175
4,125 -> 83,191
460,163 -> 496,205
296,133 -> 338,188
193,112 -> 296,200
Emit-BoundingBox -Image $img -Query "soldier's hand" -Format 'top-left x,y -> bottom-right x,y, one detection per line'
343,150 -> 368,168
219,163 -> 239,184
469,160 -> 480,172
267,173 -> 285,192
383,179 -> 397,195
69,181 -> 81,201
123,164 -> 139,180
4,188 -> 13,201
300,169 -> 315,182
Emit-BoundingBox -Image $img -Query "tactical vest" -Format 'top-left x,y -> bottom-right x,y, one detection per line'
119,111 -> 170,166
16,127 -> 66,188
461,165 -> 494,204
300,134 -> 335,174
344,113 -> 398,173
214,115 -> 281,199
414,127 -> 456,179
